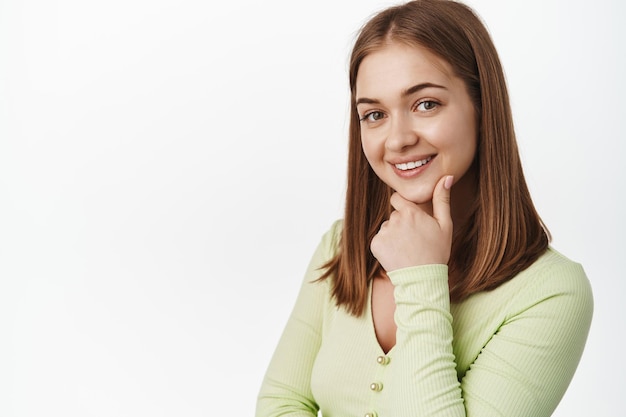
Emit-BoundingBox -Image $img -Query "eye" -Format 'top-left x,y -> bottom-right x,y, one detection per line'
360,111 -> 386,123
415,100 -> 439,112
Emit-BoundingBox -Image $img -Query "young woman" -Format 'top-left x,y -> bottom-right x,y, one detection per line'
256,1 -> 593,416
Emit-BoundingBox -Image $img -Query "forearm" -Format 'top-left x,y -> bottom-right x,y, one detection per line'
385,258 -> 593,417
387,264 -> 465,416
256,223 -> 341,417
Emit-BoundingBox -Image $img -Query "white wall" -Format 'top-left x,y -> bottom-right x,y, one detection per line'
0,0 -> 623,415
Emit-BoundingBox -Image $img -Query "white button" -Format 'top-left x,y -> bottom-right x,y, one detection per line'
370,382 -> 383,392
376,355 -> 390,365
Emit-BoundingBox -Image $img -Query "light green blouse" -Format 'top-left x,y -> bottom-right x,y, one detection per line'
256,220 -> 593,417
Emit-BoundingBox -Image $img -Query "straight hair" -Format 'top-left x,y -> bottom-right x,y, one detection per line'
319,0 -> 550,316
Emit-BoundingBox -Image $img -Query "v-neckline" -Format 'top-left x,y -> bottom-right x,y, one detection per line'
368,280 -> 397,356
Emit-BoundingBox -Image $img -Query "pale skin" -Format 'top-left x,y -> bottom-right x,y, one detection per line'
356,42 -> 478,353
371,177 -> 454,352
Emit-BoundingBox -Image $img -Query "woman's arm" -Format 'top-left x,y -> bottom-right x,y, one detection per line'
386,259 -> 593,416
255,222 -> 339,417
371,176 -> 594,416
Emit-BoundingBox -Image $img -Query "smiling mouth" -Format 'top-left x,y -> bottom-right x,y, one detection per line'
394,156 -> 433,171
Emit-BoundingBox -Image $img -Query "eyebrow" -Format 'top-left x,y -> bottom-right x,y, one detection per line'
355,82 -> 447,105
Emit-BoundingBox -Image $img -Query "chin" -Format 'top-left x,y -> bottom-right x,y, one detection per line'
396,188 -> 435,205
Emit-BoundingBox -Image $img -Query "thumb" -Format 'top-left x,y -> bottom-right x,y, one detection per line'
432,175 -> 453,231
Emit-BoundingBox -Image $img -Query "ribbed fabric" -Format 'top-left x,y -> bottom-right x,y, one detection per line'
256,220 -> 593,417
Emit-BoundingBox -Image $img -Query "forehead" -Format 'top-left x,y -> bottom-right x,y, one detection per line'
355,42 -> 454,95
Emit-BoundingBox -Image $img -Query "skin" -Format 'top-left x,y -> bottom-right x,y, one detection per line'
355,41 -> 478,353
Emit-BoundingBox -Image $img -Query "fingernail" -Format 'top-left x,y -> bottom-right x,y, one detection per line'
444,175 -> 454,190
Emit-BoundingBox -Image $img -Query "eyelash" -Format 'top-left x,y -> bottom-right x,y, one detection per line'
359,111 -> 385,123
359,99 -> 441,123
415,99 -> 440,112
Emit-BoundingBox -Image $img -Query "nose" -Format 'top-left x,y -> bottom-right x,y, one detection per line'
385,113 -> 418,152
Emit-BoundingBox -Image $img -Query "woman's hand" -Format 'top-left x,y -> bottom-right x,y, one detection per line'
370,175 -> 454,272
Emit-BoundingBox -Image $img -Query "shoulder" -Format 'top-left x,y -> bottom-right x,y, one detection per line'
459,248 -> 594,322
316,219 -> 343,260
302,219 -> 343,281
519,248 -> 592,295
327,219 -> 343,244
503,247 -> 594,320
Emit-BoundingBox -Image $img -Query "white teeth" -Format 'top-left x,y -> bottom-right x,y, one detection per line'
395,156 -> 432,171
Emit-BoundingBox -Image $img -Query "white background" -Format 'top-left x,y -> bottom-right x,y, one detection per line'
0,0 -> 624,415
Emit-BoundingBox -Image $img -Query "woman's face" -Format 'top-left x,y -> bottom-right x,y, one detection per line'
355,42 -> 477,205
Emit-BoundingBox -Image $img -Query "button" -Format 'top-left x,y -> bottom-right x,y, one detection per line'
376,355 -> 390,365
364,413 -> 378,417
369,382 -> 383,392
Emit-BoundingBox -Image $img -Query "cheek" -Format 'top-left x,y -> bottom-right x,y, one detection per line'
452,135 -> 477,174
435,124 -> 477,171
442,112 -> 477,149
360,134 -> 382,167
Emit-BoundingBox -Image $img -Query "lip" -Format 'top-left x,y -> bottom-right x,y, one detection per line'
390,154 -> 436,178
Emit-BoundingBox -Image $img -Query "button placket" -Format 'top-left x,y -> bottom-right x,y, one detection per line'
365,354 -> 390,417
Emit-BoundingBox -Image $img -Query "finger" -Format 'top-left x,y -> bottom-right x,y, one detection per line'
389,192 -> 414,212
432,175 -> 454,230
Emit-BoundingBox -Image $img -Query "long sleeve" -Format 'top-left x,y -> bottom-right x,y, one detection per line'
386,254 -> 593,417
388,265 -> 464,416
255,222 -> 339,417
